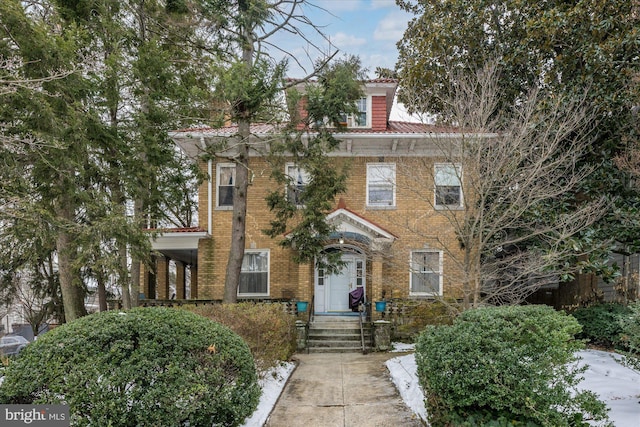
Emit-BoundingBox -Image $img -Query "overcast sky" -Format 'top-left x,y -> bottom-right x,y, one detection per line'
268,0 -> 414,78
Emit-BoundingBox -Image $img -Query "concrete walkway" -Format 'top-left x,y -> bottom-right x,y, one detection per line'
265,352 -> 424,427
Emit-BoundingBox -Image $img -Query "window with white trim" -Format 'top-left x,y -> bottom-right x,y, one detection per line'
239,250 -> 269,296
350,97 -> 367,127
217,163 -> 235,208
410,250 -> 443,296
435,163 -> 462,207
367,163 -> 396,207
286,164 -> 309,206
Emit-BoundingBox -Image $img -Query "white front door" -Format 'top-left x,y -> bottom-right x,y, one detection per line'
323,253 -> 365,312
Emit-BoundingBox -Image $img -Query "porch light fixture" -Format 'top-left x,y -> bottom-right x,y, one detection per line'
339,233 -> 344,245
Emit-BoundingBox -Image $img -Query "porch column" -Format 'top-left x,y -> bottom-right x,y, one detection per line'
175,261 -> 186,300
156,256 -> 170,299
297,261 -> 313,305
140,263 -> 151,299
371,253 -> 384,320
190,265 -> 198,299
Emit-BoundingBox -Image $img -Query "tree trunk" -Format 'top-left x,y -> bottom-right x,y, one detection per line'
96,268 -> 108,312
223,133 -> 249,303
223,11 -> 253,303
55,198 -> 87,322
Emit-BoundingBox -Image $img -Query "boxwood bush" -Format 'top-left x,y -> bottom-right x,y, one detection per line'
619,301 -> 640,369
571,303 -> 632,349
415,305 -> 611,427
0,307 -> 260,427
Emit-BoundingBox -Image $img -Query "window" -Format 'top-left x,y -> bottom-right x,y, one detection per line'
435,164 -> 462,207
410,250 -> 443,296
286,164 -> 309,206
239,250 -> 269,296
346,97 -> 368,127
217,163 -> 235,208
367,163 -> 395,207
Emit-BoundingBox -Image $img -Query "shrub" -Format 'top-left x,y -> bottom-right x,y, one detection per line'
393,300 -> 460,341
0,307 -> 260,427
619,301 -> 640,370
415,305 -> 611,427
571,303 -> 632,349
187,302 -> 297,372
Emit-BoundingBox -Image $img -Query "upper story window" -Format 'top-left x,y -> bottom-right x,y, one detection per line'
367,163 -> 396,208
348,97 -> 368,127
239,250 -> 269,296
217,163 -> 235,208
435,163 -> 462,208
410,250 -> 443,296
286,164 -> 309,206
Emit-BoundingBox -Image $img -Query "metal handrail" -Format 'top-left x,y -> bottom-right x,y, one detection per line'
359,302 -> 366,354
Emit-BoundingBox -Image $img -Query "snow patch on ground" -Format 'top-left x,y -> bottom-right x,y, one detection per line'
386,353 -> 428,423
238,345 -> 640,427
241,361 -> 296,427
385,345 -> 640,427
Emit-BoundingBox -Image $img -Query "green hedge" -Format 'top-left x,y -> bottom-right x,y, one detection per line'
620,301 -> 640,369
415,305 -> 610,427
571,303 -> 632,349
0,307 -> 260,427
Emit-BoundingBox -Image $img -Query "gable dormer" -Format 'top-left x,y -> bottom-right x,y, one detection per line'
290,78 -> 398,131
367,79 -> 397,131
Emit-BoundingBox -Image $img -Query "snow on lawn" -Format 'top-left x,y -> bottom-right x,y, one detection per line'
241,361 -> 296,427
386,344 -> 640,427
241,347 -> 639,427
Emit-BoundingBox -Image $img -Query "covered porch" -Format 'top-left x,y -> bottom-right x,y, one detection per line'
141,227 -> 207,300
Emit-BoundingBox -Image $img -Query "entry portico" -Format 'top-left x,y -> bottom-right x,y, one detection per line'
312,200 -> 396,315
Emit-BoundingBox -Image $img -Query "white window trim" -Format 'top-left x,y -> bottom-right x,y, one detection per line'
216,163 -> 235,210
347,96 -> 370,128
285,163 -> 309,207
434,163 -> 463,209
238,249 -> 270,297
366,162 -> 396,208
409,250 -> 443,297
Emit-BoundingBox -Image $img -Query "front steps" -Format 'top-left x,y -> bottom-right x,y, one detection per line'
307,315 -> 373,353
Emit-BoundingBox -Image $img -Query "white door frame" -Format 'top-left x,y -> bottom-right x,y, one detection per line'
314,247 -> 366,313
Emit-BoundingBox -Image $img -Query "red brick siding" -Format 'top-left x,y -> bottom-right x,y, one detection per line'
371,96 -> 388,131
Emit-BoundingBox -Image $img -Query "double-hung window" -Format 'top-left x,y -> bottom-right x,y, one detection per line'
217,163 -> 235,208
367,163 -> 395,207
239,250 -> 269,296
435,163 -> 462,208
286,164 -> 309,206
410,250 -> 443,296
352,97 -> 367,127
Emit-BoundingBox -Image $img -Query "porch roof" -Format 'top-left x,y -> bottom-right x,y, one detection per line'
325,199 -> 397,248
147,227 -> 208,266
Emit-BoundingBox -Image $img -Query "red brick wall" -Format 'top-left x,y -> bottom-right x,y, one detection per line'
371,95 -> 387,131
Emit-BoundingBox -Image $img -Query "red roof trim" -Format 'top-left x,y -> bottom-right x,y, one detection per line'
327,198 -> 399,239
173,121 -> 461,136
145,227 -> 207,233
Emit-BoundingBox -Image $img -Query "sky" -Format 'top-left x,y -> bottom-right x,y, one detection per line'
267,0 -> 414,78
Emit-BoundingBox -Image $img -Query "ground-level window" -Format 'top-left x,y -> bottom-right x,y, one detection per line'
434,163 -> 462,208
217,163 -> 235,208
239,250 -> 269,296
410,250 -> 443,296
286,164 -> 309,206
367,163 -> 396,207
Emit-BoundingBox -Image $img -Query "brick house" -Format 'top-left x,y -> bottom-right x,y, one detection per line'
142,79 -> 468,316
